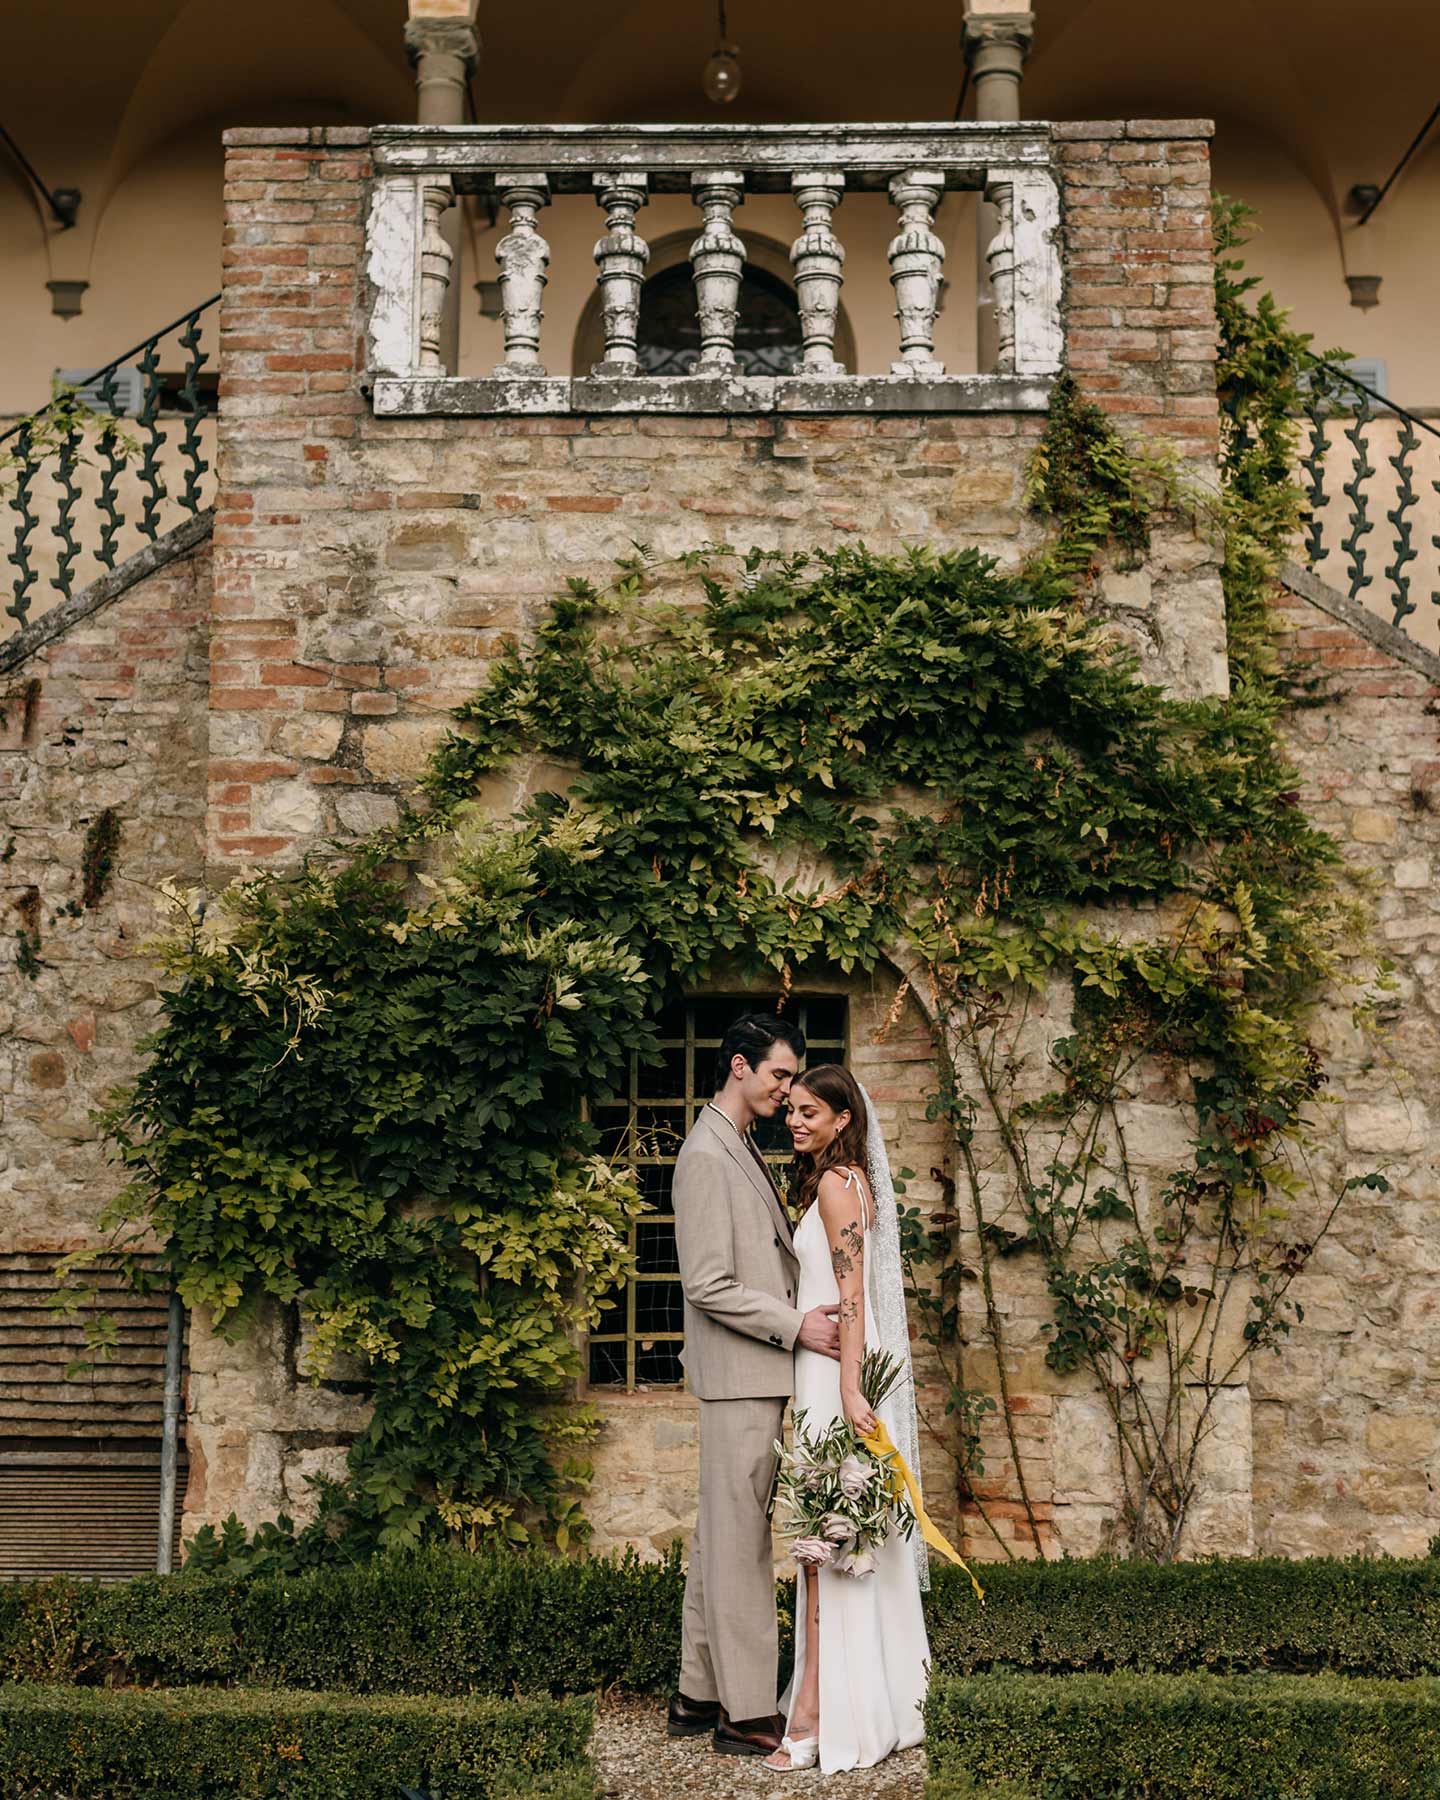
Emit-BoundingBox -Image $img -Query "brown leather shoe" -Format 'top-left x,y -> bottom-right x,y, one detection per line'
666,1693 -> 722,1737
713,1711 -> 784,1756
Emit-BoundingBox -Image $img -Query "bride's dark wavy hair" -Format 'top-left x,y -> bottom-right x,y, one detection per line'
789,1063 -> 869,1217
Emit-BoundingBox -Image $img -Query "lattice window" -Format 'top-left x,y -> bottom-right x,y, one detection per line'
587,994 -> 848,1390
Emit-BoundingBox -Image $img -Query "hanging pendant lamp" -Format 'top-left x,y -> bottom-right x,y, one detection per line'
702,0 -> 742,104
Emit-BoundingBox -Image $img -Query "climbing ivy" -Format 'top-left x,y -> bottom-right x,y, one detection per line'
75,207 -> 1378,1563
886,199 -> 1382,1558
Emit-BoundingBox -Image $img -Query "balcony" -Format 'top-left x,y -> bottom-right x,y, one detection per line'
363,122 -> 1061,418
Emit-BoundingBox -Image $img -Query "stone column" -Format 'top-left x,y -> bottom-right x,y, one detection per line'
963,3 -> 1034,371
404,5 -> 480,372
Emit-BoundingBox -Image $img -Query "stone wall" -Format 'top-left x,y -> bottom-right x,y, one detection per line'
207,121 -> 1227,888
1,545 -> 209,1254
188,118 -> 1234,1558
1253,589 -> 1440,1557
8,114 -> 1435,1569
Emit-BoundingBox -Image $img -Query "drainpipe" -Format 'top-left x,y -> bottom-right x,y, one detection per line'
155,1288 -> 184,1574
963,5 -> 1035,371
404,6 -> 481,372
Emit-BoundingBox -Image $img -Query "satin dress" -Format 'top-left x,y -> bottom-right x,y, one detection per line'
783,1169 -> 930,1772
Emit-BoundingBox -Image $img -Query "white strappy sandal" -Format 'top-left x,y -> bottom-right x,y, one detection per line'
764,1732 -> 820,1771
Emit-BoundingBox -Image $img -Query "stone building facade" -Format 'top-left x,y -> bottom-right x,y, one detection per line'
2,115 -> 1436,1571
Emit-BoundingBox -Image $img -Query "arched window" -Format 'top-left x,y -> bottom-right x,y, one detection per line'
571,233 -> 855,379
634,261 -> 803,377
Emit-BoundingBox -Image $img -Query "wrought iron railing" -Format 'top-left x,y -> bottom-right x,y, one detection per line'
1,295 -> 219,636
1296,361 -> 1440,645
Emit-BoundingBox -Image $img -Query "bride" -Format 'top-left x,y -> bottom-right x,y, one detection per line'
767,1062 -> 931,1774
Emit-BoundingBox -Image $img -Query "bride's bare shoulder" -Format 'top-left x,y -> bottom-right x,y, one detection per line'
816,1164 -> 870,1211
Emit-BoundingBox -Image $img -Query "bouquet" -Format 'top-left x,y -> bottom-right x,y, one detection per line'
773,1349 -> 916,1578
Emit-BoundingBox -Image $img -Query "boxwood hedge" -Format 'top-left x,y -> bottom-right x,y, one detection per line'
4,1546 -> 1438,1696
923,1671 -> 1440,1800
0,1545 -> 685,1693
923,1552 -> 1440,1676
0,1685 -> 593,1800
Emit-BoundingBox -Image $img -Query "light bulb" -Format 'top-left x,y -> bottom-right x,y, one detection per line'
702,43 -> 742,104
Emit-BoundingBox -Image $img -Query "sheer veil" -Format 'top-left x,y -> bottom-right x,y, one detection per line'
855,1079 -> 930,1592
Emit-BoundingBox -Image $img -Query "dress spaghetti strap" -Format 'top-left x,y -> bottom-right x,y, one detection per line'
839,1164 -> 872,1232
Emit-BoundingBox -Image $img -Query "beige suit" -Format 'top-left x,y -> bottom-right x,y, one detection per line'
673,1104 -> 803,1721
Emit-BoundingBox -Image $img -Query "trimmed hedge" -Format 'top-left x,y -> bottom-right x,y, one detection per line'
924,1552 -> 1440,1676
5,1546 -> 1440,1696
0,1685 -> 593,1800
0,1545 -> 684,1693
924,1671 -> 1440,1800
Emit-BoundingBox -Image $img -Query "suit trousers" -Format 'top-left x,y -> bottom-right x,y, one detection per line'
679,1394 -> 786,1723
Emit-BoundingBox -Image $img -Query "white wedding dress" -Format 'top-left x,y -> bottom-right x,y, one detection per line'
783,1167 -> 931,1773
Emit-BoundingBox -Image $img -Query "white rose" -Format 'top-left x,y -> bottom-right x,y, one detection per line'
792,1536 -> 833,1567
819,1511 -> 855,1545
837,1546 -> 877,1578
836,1454 -> 870,1501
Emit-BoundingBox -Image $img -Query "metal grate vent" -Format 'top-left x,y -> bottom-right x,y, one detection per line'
1299,357 -> 1388,405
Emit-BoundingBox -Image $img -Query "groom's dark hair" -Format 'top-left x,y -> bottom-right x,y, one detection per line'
714,1012 -> 806,1092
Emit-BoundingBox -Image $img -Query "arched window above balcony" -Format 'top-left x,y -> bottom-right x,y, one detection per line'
634,260 -> 801,377
570,231 -> 856,379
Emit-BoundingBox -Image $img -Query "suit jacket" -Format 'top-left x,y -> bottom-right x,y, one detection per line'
672,1104 -> 804,1401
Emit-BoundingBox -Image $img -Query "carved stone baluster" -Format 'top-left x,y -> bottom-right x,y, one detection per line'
985,168 -> 1062,378
418,177 -> 455,372
591,171 -> 650,375
886,169 -> 947,378
689,169 -> 746,374
492,172 -> 551,374
789,169 -> 846,375
985,176 -> 1017,374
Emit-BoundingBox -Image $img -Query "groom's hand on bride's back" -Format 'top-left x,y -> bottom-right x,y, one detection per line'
797,1304 -> 841,1359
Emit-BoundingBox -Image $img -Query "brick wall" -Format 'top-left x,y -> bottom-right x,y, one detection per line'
1053,120 -> 1219,458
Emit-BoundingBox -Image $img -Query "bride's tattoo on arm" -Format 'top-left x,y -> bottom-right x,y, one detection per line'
818,1179 -> 867,1405
831,1213 -> 863,1280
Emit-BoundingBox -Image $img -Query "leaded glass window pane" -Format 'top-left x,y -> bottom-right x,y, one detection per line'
586,995 -> 849,1390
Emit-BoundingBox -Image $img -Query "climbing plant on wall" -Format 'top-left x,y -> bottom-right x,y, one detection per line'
79,204 -> 1379,1564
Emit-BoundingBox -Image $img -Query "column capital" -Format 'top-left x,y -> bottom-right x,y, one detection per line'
961,9 -> 1036,63
403,16 -> 480,74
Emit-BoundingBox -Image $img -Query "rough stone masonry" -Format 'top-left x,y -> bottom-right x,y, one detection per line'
1,117 -> 1434,1565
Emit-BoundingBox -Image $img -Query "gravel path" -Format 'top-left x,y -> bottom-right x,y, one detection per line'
592,1695 -> 926,1800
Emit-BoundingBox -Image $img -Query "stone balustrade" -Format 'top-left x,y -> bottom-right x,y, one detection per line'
365,123 -> 1062,416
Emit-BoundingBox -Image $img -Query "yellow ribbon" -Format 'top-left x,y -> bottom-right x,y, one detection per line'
859,1419 -> 986,1605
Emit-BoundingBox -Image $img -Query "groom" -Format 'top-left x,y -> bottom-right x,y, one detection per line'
667,1012 -> 841,1755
